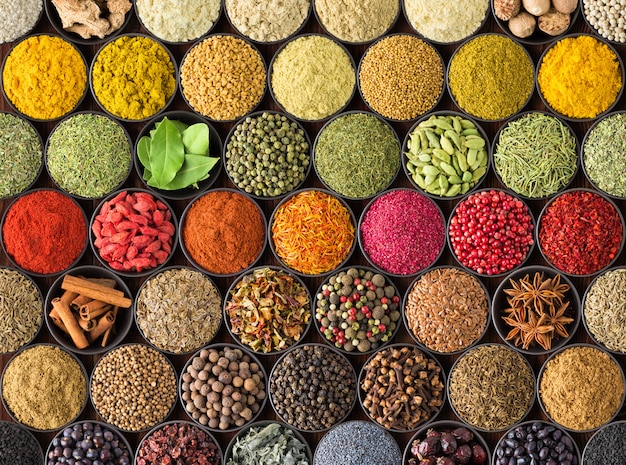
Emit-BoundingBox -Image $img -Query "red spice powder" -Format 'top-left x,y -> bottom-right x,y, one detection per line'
2,189 -> 87,274
538,190 -> 623,275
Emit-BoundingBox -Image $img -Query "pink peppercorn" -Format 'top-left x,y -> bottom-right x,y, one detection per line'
360,188 -> 445,276
448,189 -> 534,276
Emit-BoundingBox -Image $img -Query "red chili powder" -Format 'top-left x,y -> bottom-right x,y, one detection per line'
539,190 -> 623,275
360,189 -> 444,275
2,189 -> 87,274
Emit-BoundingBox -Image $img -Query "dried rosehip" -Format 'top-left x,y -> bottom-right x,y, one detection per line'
452,427 -> 474,444
440,432 -> 457,454
454,444 -> 473,464
471,443 -> 488,464
415,437 -> 441,458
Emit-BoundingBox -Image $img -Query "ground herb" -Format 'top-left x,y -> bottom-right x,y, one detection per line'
315,0 -> 398,43
449,344 -> 535,431
494,112 -> 577,198
46,113 -> 131,198
583,112 -> 626,197
448,34 -> 534,121
583,268 -> 626,353
0,113 -> 42,198
314,112 -> 400,198
539,345 -> 624,431
136,267 -> 222,354
0,269 -> 42,353
227,422 -> 310,465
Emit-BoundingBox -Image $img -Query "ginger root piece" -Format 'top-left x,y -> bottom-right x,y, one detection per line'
51,0 -> 131,39
106,0 -> 132,30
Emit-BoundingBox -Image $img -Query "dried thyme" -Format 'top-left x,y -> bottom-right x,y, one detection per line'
584,268 -> 626,352
46,113 -> 131,198
0,268 -> 43,353
0,113 -> 42,198
136,268 -> 222,354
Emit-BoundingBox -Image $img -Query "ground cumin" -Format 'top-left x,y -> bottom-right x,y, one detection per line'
539,345 -> 624,431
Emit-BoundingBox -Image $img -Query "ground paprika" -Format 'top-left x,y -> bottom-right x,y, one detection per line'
1,189 -> 87,275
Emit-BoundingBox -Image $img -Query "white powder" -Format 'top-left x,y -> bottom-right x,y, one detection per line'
0,0 -> 42,44
135,0 -> 221,43
404,0 -> 489,43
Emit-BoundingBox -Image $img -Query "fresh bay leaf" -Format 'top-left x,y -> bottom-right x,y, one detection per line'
159,154 -> 219,190
137,135 -> 151,171
149,117 -> 185,188
182,123 -> 209,155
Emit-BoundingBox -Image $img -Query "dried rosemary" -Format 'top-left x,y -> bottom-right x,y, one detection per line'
0,113 -> 42,198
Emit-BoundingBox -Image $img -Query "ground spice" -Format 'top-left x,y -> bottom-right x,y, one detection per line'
181,35 -> 266,121
359,34 -> 443,121
404,0 -> 489,43
182,190 -> 265,275
225,0 -> 310,42
0,268 -> 42,353
448,344 -> 534,431
538,189 -> 623,275
2,189 -> 87,275
91,35 -> 176,120
270,190 -> 355,275
448,34 -> 534,121
539,345 -> 624,431
1,344 -> 86,430
0,113 -> 42,198
315,0 -> 399,43
0,0 -> 42,43
537,35 -> 622,119
405,267 -> 488,353
360,189 -> 445,276
314,112 -> 400,198
270,35 -> 356,121
2,34 -> 86,120
46,113 -> 132,198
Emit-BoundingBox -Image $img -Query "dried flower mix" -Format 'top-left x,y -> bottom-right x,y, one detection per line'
538,190 -> 623,275
227,422 -> 310,465
0,269 -> 42,353
0,113 -> 42,198
271,190 -> 355,275
136,267 -> 222,354
225,267 -> 311,353
360,189 -> 445,276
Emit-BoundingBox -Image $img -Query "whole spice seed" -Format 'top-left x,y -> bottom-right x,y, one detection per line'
90,343 -> 177,431
271,190 -> 355,275
405,267 -> 488,353
0,113 -> 42,198
494,112 -> 577,198
314,420 -> 402,465
407,425 -> 488,465
225,267 -> 311,353
46,113 -> 131,198
360,345 -> 444,431
448,34 -> 534,121
270,344 -> 356,431
314,112 -> 400,199
225,0 -> 310,42
0,0 -> 42,43
448,189 -> 534,275
270,35 -> 356,121
0,268 -> 42,353
583,422 -> 626,464
538,190 -> 623,275
136,422 -> 220,465
136,267 -> 222,354
0,422 -> 42,465
539,345 -> 624,431
2,345 -> 86,430
315,267 -> 401,353
448,344 -> 534,431
583,112 -> 626,197
360,189 -> 445,276
583,268 -> 626,353
405,113 -> 488,198
359,34 -> 444,121
583,0 -> 626,43
224,112 -> 310,198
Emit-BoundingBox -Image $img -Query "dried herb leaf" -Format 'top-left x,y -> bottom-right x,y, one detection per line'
148,117 -> 185,188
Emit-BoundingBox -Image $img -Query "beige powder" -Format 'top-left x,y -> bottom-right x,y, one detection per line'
225,0 -> 310,42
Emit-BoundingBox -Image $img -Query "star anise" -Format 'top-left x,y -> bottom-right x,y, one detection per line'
544,301 -> 574,338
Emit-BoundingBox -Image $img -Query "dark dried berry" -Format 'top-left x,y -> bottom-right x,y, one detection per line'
419,458 -> 437,465
440,432 -> 457,454
427,429 -> 443,438
416,437 -> 441,457
454,444 -> 473,464
452,427 -> 474,444
436,457 -> 454,465
471,443 -> 488,464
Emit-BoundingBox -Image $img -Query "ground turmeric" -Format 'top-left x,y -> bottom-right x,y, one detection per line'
91,35 -> 176,121
537,35 -> 622,119
2,35 -> 86,120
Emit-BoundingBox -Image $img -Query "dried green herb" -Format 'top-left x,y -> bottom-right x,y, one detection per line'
0,113 -> 42,198
227,422 -> 309,465
0,268 -> 42,353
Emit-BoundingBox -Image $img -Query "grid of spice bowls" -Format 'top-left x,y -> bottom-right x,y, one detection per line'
312,110 -> 402,200
492,265 -> 580,356
133,110 -> 223,200
179,342 -> 268,432
403,265 -> 491,356
403,420 -> 491,465
536,188 -> 625,277
403,111 -> 490,200
90,188 -> 178,278
222,110 -> 312,200
44,265 -> 134,355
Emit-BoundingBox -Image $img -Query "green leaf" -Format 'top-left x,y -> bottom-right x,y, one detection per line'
182,123 -> 210,155
143,167 -> 152,182
153,119 -> 188,134
137,136 -> 152,171
149,118 -> 185,188
159,154 -> 219,190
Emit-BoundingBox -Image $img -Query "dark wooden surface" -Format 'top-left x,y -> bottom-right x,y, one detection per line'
1,2 -> 625,462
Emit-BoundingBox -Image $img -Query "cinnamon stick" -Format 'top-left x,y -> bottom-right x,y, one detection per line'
60,289 -> 79,307
101,306 -> 119,347
70,295 -> 93,311
61,275 -> 131,308
79,300 -> 111,320
51,298 -> 89,349
87,310 -> 116,344
78,318 -> 96,332
49,306 -> 69,335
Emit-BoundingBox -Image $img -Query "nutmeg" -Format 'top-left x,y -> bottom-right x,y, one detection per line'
509,11 -> 537,38
522,0 -> 551,15
551,0 -> 577,14
494,0 -> 522,20
538,7 -> 570,36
